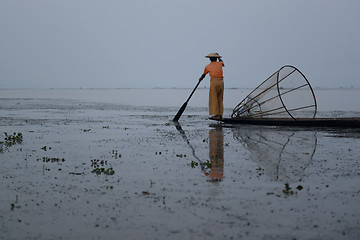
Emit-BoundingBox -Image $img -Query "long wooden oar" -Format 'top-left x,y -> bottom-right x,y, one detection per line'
173,80 -> 201,122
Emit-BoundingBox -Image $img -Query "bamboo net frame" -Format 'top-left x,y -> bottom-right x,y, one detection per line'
232,65 -> 317,120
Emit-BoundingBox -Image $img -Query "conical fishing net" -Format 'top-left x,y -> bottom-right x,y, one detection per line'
232,65 -> 317,119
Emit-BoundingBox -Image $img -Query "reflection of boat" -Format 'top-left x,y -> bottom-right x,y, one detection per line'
232,126 -> 317,182
215,117 -> 360,128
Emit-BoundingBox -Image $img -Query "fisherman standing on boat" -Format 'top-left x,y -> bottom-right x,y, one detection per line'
199,53 -> 225,120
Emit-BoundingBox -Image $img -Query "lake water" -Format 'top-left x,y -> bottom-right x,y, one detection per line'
1,88 -> 360,113
1,88 -> 360,239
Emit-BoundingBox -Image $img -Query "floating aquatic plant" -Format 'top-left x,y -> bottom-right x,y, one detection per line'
201,161 -> 212,169
282,183 -> 303,196
111,150 -> 121,159
91,159 -> 107,168
90,159 -> 115,175
190,160 -> 212,169
91,167 -> 115,175
283,183 -> 294,195
0,132 -> 23,153
37,157 -> 65,163
41,146 -> 51,151
191,161 -> 198,168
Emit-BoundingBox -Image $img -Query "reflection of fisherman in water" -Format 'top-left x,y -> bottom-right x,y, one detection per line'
206,127 -> 224,181
174,122 -> 225,181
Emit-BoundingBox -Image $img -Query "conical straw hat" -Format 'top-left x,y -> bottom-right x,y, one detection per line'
205,53 -> 222,58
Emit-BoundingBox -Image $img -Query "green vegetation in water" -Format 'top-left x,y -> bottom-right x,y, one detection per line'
41,146 -> 51,151
10,195 -> 20,211
256,166 -> 263,171
0,132 -> 23,153
201,161 -> 212,169
37,157 -> 65,163
191,161 -> 198,168
111,150 -> 121,159
256,166 -> 265,177
91,159 -> 108,168
282,183 -> 303,196
92,167 -> 115,175
90,159 -> 115,175
283,183 -> 294,195
190,160 -> 212,169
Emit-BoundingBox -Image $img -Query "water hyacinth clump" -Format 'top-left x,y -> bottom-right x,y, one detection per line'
91,167 -> 115,175
90,159 -> 115,175
0,132 -> 23,153
37,157 -> 65,163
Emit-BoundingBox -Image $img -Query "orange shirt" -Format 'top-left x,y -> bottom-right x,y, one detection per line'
203,61 -> 224,78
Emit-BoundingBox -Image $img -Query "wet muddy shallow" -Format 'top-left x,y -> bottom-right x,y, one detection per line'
1,91 -> 360,240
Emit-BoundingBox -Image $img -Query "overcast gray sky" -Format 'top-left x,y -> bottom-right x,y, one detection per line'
1,0 -> 359,89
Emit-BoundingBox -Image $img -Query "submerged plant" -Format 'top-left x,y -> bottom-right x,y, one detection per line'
111,150 -> 121,159
283,183 -> 294,195
191,161 -> 198,168
200,161 -> 212,169
37,157 -> 65,163
190,160 -> 212,169
0,132 -> 23,153
90,159 -> 115,175
282,183 -> 304,196
91,167 -> 115,175
91,159 -> 107,168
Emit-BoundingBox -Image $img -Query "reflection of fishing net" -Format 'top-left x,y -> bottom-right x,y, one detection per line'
232,65 -> 317,119
233,126 -> 317,182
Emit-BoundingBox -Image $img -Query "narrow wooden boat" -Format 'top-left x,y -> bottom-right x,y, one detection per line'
211,117 -> 360,128
214,65 -> 360,128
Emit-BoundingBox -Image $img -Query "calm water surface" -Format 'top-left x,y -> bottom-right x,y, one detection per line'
1,88 -> 359,113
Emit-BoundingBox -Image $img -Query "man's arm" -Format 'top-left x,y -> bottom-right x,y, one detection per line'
199,74 -> 206,82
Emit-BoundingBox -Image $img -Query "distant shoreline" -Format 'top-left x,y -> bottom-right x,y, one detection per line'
1,87 -> 359,90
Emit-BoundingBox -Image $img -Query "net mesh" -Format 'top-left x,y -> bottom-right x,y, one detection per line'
232,65 -> 317,119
